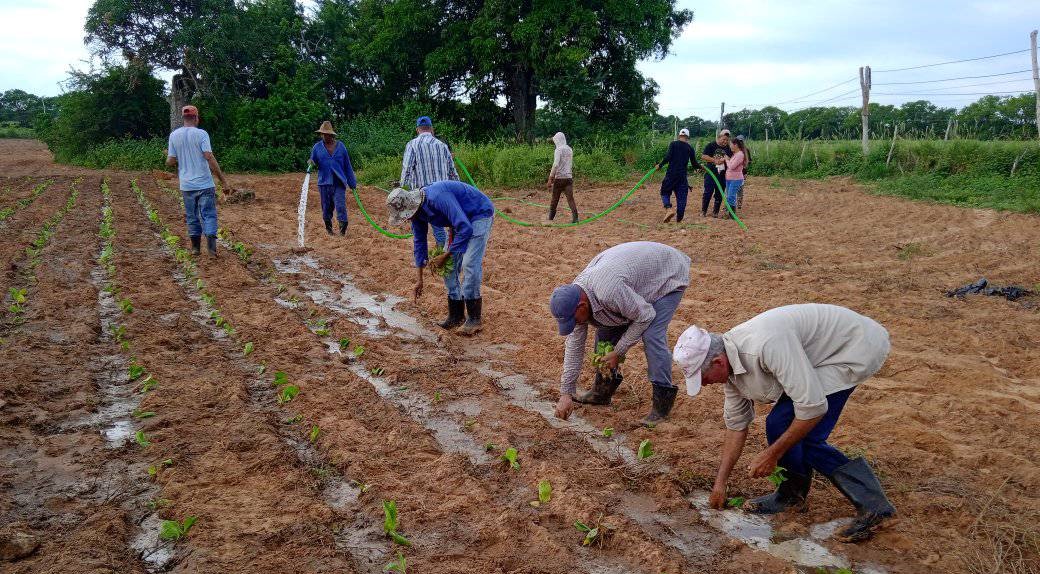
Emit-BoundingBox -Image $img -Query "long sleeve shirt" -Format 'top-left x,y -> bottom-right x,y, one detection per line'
724,151 -> 746,181
400,133 -> 459,189
659,140 -> 700,179
309,140 -> 357,189
560,242 -> 691,394
410,181 -> 494,267
721,304 -> 891,431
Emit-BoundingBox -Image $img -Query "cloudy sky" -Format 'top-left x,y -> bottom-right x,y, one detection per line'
1,0 -> 1038,117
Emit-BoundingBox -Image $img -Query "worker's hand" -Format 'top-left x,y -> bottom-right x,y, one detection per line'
708,486 -> 728,510
601,351 -> 620,371
221,184 -> 232,198
413,278 -> 423,302
429,252 -> 451,275
747,449 -> 780,479
554,394 -> 576,420
306,162 -> 313,174
547,178 -> 554,189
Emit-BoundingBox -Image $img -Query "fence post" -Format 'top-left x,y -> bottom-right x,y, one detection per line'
1031,30 -> 1039,140
719,102 -> 725,133
886,124 -> 899,168
859,66 -> 871,155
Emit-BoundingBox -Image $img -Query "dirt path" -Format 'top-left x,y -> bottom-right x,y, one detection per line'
0,139 -> 1037,573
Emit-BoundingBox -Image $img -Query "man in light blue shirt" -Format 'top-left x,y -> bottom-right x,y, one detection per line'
400,116 -> 458,248
166,105 -> 231,257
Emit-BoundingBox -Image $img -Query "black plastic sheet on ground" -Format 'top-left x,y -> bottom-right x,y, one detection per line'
946,278 -> 1034,302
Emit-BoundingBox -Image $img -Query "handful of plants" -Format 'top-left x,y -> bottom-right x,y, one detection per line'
427,246 -> 455,277
590,341 -> 624,375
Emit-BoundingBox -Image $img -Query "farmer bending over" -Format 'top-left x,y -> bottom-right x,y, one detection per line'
165,105 -> 231,257
386,181 -> 493,336
656,128 -> 702,223
401,116 -> 458,249
546,132 -> 578,223
551,241 -> 690,426
673,304 -> 895,542
307,121 -> 356,236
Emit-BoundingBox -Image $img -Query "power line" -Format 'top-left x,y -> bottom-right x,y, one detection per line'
873,48 -> 1030,73
872,90 -> 1031,96
874,69 -> 1032,85
770,77 -> 858,106
883,78 -> 1034,92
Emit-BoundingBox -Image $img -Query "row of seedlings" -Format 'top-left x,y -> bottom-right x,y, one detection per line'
0,179 -> 50,224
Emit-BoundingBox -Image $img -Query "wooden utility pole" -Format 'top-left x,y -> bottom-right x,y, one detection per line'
719,102 -> 725,133
859,66 -> 871,154
1031,30 -> 1039,140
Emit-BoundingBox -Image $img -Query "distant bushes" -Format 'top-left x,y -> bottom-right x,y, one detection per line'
0,125 -> 34,139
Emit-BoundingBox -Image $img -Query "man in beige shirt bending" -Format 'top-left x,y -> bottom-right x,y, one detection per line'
673,304 -> 895,543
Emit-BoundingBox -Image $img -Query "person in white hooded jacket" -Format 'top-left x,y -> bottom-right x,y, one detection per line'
546,132 -> 578,223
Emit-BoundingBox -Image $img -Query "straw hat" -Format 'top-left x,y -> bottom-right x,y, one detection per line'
315,121 -> 337,136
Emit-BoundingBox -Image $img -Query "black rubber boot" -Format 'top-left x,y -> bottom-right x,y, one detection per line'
324,218 -> 334,235
338,221 -> 348,236
438,298 -> 465,330
458,298 -> 482,336
574,370 -> 624,405
744,469 -> 813,514
205,235 -> 217,257
571,212 -> 578,224
190,235 -> 201,256
826,457 -> 896,542
641,385 -> 678,426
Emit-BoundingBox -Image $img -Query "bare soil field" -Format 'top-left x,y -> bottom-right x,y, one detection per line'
1,138 -> 1037,574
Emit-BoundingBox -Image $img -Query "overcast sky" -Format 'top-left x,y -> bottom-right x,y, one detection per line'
1,0 -> 1038,117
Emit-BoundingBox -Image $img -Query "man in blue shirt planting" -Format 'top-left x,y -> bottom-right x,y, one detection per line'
386,181 -> 494,336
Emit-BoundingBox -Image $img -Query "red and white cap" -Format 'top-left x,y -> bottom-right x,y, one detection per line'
673,326 -> 711,397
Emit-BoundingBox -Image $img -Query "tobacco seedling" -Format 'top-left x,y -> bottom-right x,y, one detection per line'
338,337 -> 351,351
370,367 -> 385,376
384,550 -> 407,573
127,362 -> 146,381
119,298 -> 133,314
767,466 -> 788,488
353,345 -> 365,358
637,439 -> 653,460
284,414 -> 302,424
134,430 -> 151,448
311,319 -> 330,336
502,447 -> 520,471
132,409 -> 156,419
574,514 -> 614,548
590,341 -> 624,375
147,498 -> 170,511
278,385 -> 300,404
257,363 -> 266,375
427,246 -> 455,278
148,459 -> 173,477
726,497 -> 746,509
434,391 -> 442,402
309,424 -> 320,443
159,516 -> 197,541
382,500 -> 412,547
538,480 -> 552,504
243,342 -> 254,357
484,442 -> 496,451
273,371 -> 289,387
602,427 -> 614,438
139,375 -> 158,393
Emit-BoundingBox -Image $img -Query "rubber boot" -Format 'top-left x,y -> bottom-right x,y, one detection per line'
206,235 -> 217,257
439,298 -> 465,330
189,235 -> 201,256
339,220 -> 348,236
324,218 -> 334,235
641,385 -> 678,426
571,212 -> 578,224
826,457 -> 896,542
574,370 -> 624,405
458,298 -> 482,336
744,469 -> 813,514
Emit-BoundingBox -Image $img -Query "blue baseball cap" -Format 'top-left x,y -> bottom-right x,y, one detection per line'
416,116 -> 433,127
549,284 -> 582,335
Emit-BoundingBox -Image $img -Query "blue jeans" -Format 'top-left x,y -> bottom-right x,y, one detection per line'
443,217 -> 492,300
182,187 -> 218,237
431,225 -> 447,248
766,387 -> 855,476
725,179 -> 744,210
318,184 -> 348,223
594,289 -> 684,389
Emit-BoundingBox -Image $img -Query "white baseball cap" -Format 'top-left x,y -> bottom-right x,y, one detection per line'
678,128 -> 690,137
673,326 -> 711,397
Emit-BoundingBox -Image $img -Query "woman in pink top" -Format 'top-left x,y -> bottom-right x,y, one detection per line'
723,137 -> 748,218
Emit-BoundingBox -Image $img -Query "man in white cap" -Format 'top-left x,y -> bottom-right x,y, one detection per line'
655,128 -> 702,223
673,304 -> 895,543
700,129 -> 732,218
549,241 -> 690,426
386,180 -> 493,335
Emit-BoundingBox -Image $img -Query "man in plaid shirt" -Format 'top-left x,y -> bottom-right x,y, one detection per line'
549,242 -> 691,426
401,116 -> 459,247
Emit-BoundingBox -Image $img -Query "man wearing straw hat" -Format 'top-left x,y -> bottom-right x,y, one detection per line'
307,121 -> 357,236
672,304 -> 896,543
386,181 -> 494,335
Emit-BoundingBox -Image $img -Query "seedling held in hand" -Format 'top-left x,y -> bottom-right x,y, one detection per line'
767,466 -> 788,488
590,341 -> 624,375
427,246 -> 455,277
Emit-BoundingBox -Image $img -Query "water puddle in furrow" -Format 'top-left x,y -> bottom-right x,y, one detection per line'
85,260 -> 137,447
270,253 -> 887,573
147,233 -> 389,573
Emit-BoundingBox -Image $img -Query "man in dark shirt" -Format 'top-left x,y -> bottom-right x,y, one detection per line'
701,129 -> 732,217
655,128 -> 702,223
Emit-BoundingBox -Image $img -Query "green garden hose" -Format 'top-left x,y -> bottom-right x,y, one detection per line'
349,186 -> 413,239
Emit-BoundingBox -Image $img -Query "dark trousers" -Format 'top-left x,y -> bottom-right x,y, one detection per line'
549,178 -> 578,221
318,183 -> 348,223
702,176 -> 724,215
590,290 -> 683,390
660,177 -> 690,222
766,387 -> 854,476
